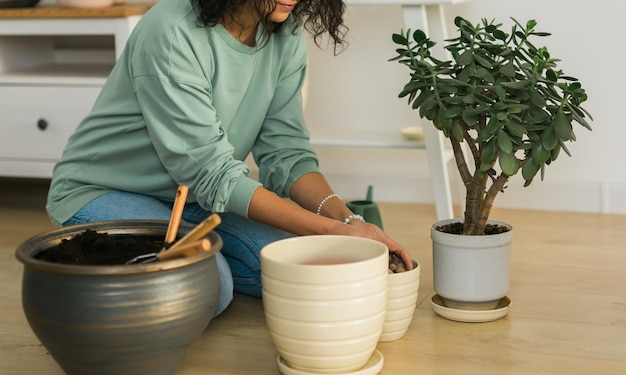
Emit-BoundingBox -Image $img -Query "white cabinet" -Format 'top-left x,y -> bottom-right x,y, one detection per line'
0,3 -> 153,178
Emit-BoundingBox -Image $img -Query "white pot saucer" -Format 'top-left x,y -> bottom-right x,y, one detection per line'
277,349 -> 384,375
431,294 -> 511,323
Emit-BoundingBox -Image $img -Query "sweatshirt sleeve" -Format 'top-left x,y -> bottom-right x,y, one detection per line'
252,30 -> 321,198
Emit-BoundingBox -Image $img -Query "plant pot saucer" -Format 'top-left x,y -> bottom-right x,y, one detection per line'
277,349 -> 384,375
431,294 -> 511,323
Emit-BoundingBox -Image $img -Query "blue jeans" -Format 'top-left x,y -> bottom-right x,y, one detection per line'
63,191 -> 296,316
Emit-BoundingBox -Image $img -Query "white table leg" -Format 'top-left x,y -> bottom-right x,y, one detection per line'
402,5 -> 455,220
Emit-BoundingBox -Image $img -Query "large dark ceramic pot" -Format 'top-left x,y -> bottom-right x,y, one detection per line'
15,220 -> 222,375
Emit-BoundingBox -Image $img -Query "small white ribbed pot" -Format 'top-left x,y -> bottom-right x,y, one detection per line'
431,218 -> 513,310
379,260 -> 420,342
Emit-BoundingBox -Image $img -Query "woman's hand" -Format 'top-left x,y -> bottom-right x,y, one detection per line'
328,219 -> 414,272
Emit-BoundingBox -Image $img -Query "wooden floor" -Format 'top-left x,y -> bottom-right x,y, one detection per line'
1,178 -> 626,374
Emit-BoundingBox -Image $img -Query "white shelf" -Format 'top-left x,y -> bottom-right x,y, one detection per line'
0,63 -> 112,85
310,129 -> 425,149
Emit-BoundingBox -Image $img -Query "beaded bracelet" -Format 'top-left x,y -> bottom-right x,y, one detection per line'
316,193 -> 341,215
344,214 -> 365,224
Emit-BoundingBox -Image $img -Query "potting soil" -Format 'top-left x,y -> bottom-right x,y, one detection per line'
34,230 -> 164,265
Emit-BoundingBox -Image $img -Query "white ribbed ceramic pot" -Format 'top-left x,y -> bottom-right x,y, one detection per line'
431,219 -> 513,310
261,235 -> 388,373
379,260 -> 420,342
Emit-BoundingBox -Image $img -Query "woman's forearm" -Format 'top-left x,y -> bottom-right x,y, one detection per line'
288,172 -> 353,221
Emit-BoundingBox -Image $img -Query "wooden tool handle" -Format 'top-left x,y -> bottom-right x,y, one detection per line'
157,239 -> 211,261
164,185 -> 189,244
168,213 -> 221,251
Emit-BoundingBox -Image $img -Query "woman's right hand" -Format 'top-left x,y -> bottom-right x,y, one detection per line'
328,219 -> 414,272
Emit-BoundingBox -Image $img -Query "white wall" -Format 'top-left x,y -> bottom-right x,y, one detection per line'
304,1 -> 626,215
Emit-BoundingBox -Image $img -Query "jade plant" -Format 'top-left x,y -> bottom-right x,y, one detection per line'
391,17 -> 592,235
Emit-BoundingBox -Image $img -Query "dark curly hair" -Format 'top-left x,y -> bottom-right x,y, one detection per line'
190,0 -> 348,52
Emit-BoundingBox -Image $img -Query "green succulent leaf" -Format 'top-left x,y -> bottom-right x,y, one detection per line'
559,139 -> 572,157
551,144 -> 561,161
437,83 -> 459,94
457,50 -> 474,65
438,106 -> 454,132
392,33 -> 408,45
473,92 -> 494,103
497,129 -> 513,154
499,63 -> 516,77
541,126 -> 559,150
451,122 -> 464,142
499,151 -> 519,176
553,110 -> 573,141
419,97 -> 438,118
570,109 -> 593,131
476,67 -> 495,83
462,94 -> 476,104
474,54 -> 492,68
505,119 -> 528,137
479,161 -> 493,172
522,159 -> 540,184
529,91 -> 546,107
476,117 -> 501,142
545,69 -> 558,82
481,137 -> 497,166
493,29 -> 508,40
411,90 -> 431,109
461,108 -> 480,127
500,80 -> 531,89
412,29 -> 428,43
531,143 -> 551,164
493,85 -> 507,100
444,107 -> 464,119
527,109 -> 551,124
431,109 -> 442,130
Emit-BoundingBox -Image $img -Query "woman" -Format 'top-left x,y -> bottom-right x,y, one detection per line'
46,0 -> 413,316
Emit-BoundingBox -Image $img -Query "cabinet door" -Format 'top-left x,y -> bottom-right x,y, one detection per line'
0,85 -> 101,161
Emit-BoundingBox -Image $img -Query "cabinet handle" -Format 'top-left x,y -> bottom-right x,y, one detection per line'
37,119 -> 48,131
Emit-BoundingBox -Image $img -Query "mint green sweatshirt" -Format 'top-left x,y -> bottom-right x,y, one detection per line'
46,0 -> 320,226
